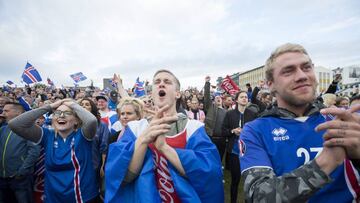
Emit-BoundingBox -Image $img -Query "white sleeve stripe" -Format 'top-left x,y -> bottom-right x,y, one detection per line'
241,166 -> 273,174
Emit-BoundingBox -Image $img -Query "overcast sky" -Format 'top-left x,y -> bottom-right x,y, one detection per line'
1,0 -> 359,90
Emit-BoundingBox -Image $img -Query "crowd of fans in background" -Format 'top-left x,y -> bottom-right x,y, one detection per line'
0,71 -> 359,203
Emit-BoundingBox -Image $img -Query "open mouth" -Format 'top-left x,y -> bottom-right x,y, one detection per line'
158,90 -> 166,97
57,120 -> 67,125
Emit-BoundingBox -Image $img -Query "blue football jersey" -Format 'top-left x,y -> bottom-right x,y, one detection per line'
40,128 -> 98,203
240,112 -> 359,202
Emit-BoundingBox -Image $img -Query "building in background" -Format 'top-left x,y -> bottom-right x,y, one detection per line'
235,65 -> 333,94
315,66 -> 333,94
216,64 -> 359,96
333,65 -> 360,96
238,66 -> 265,90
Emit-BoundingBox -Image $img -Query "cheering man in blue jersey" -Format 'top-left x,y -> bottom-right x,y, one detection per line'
105,70 -> 224,203
240,43 -> 360,202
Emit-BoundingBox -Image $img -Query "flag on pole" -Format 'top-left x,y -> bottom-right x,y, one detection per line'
47,77 -> 54,86
134,77 -> 145,97
22,62 -> 43,84
6,80 -> 14,85
220,75 -> 239,95
70,72 -> 87,83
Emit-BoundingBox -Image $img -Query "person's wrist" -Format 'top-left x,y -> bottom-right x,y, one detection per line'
45,104 -> 55,112
315,149 -> 342,175
158,143 -> 171,154
71,102 -> 81,110
315,153 -> 333,175
137,135 -> 147,145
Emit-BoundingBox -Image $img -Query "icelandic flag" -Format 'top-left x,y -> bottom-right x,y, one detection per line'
22,62 -> 43,84
17,96 -> 32,111
134,77 -> 145,97
105,119 -> 224,203
6,80 -> 14,85
2,85 -> 10,91
109,79 -> 118,88
47,77 -> 54,86
104,87 -> 111,94
70,72 -> 87,83
100,111 -> 119,132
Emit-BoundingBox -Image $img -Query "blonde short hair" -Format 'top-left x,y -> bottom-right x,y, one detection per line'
116,97 -> 144,119
265,43 -> 311,82
322,93 -> 336,107
153,69 -> 181,91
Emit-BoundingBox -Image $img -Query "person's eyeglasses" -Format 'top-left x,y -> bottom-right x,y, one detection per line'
53,110 -> 74,117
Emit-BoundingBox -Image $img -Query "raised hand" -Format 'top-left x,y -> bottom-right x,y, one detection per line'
138,105 -> 178,145
334,73 -> 342,83
205,76 -> 210,82
49,98 -> 74,110
62,98 -> 76,107
112,73 -> 123,85
49,99 -> 64,109
143,108 -> 156,116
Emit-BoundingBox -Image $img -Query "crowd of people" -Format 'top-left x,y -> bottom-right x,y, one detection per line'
0,43 -> 360,203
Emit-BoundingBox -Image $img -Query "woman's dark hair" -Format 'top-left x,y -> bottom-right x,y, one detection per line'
80,98 -> 101,123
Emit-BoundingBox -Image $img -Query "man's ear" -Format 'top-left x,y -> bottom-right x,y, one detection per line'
266,80 -> 275,93
175,91 -> 181,99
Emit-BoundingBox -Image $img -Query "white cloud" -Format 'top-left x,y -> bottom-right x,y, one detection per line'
0,0 -> 359,89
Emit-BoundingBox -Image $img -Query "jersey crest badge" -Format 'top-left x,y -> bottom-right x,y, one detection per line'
272,127 -> 289,141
